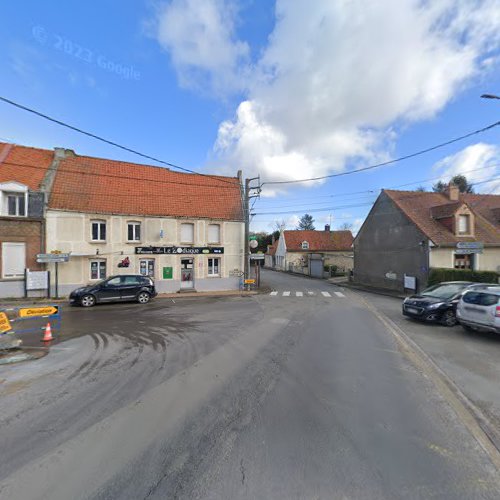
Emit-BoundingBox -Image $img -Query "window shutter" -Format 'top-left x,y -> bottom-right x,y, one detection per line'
181,223 -> 194,243
101,222 -> 106,241
2,242 -> 26,277
208,224 -> 220,243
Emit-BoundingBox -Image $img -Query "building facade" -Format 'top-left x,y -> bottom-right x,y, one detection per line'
353,184 -> 500,293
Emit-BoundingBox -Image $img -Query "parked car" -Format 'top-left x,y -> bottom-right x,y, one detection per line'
402,281 -> 476,326
69,275 -> 157,307
456,286 -> 500,334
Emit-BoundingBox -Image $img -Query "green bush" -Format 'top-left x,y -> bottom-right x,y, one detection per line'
427,268 -> 499,287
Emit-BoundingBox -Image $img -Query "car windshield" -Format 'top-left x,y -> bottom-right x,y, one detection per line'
421,283 -> 466,299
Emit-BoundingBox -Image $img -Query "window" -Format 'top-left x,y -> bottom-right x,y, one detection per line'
208,258 -> 220,276
127,222 -> 141,241
208,224 -> 220,243
458,214 -> 470,235
2,242 -> 25,278
123,276 -> 142,285
454,253 -> 473,270
139,259 -> 155,277
181,223 -> 194,243
91,220 -> 106,241
6,193 -> 25,216
301,241 -> 309,250
90,260 -> 106,280
106,277 -> 121,286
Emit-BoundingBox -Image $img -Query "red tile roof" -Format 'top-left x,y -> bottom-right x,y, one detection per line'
0,142 -> 54,190
384,190 -> 500,245
283,230 -> 353,251
48,152 -> 243,220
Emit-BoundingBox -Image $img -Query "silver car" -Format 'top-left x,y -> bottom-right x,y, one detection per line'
456,286 -> 500,334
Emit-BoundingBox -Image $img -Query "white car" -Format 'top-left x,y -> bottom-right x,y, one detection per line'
456,286 -> 500,334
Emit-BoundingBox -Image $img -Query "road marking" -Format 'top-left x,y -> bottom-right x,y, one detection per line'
307,291 -> 315,295
321,291 -> 331,297
334,291 -> 345,297
296,291 -> 303,297
283,291 -> 290,296
270,291 -> 278,296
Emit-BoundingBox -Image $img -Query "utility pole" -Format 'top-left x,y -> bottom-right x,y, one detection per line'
244,176 -> 261,281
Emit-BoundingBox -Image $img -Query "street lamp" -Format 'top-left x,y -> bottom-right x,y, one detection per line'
481,93 -> 500,100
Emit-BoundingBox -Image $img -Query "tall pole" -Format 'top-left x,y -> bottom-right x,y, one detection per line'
244,177 -> 250,281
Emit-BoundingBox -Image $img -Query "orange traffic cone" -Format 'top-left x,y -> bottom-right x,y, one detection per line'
42,322 -> 53,342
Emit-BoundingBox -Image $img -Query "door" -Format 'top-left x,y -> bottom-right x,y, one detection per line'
119,275 -> 143,301
310,256 -> 324,278
180,258 -> 194,289
96,276 -> 122,302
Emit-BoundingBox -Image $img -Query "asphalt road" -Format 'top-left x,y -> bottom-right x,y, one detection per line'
0,269 -> 499,499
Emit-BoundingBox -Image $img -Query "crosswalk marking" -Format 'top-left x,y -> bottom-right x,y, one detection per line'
321,291 -> 331,297
334,291 -> 345,297
296,291 -> 303,297
270,291 -> 278,296
268,290 -> 345,298
283,291 -> 291,296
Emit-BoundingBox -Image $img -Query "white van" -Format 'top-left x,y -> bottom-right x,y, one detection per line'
456,287 -> 500,334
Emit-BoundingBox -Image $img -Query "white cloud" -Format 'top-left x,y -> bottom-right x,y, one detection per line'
154,0 -> 250,94
432,142 -> 500,193
210,0 -> 500,189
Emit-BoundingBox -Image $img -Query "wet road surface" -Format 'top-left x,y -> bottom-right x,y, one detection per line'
0,270 -> 499,499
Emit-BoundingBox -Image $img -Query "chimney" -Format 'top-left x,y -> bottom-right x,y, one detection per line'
325,224 -> 330,232
446,182 -> 459,201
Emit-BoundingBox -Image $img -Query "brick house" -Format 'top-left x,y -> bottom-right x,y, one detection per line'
272,226 -> 354,277
0,142 -> 54,297
353,183 -> 500,293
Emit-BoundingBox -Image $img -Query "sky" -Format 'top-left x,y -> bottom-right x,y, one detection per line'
1,0 -> 500,235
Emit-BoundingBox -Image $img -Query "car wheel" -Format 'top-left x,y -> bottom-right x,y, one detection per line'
440,310 -> 457,327
137,292 -> 150,304
80,294 -> 96,307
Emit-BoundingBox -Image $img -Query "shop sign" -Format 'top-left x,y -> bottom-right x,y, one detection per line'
135,246 -> 224,255
163,267 -> 173,279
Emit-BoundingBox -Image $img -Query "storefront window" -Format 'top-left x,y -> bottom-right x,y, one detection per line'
90,260 -> 106,280
208,258 -> 220,276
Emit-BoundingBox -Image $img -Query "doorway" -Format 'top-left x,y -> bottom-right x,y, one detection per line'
180,258 -> 194,289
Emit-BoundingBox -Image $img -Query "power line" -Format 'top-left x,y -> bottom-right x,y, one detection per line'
0,95 -> 238,186
261,120 -> 500,186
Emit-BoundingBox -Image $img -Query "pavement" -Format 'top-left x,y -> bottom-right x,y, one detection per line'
0,269 -> 499,499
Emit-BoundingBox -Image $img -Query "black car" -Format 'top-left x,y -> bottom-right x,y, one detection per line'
402,281 -> 475,326
69,275 -> 157,307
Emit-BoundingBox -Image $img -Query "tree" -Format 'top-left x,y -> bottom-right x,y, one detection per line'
297,214 -> 315,230
338,222 -> 353,231
432,175 -> 474,194
415,186 -> 427,192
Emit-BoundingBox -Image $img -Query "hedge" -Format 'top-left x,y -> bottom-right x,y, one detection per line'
428,268 -> 499,287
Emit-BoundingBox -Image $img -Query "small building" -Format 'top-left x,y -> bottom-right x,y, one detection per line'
264,241 -> 277,268
273,226 -> 354,277
353,184 -> 500,293
44,149 -> 245,295
0,142 -> 53,298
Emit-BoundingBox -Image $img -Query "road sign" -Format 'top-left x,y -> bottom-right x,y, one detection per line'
456,242 -> 484,250
0,312 -> 12,333
19,306 -> 59,318
250,254 -> 265,260
244,279 -> 256,284
249,240 -> 259,249
249,235 -> 257,240
36,253 -> 70,263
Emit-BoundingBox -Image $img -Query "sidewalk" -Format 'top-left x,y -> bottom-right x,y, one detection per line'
333,280 -> 407,300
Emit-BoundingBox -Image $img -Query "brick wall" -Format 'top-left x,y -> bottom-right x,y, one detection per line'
0,217 -> 44,275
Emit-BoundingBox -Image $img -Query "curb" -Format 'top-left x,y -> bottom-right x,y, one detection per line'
340,282 -> 406,300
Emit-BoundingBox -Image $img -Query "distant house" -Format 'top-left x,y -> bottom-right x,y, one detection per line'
264,241 -> 277,268
271,226 -> 354,278
0,142 -> 53,298
353,183 -> 500,293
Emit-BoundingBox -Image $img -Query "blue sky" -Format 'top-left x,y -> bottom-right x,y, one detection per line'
1,0 -> 500,234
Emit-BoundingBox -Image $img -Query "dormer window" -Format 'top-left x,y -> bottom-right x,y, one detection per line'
458,214 -> 471,235
0,182 -> 28,217
301,241 -> 309,250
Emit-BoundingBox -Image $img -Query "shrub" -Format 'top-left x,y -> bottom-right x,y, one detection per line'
427,268 -> 499,287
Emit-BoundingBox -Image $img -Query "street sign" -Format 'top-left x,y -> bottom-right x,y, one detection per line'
454,248 -> 483,255
36,253 -> 70,263
0,312 -> 12,333
456,242 -> 484,250
249,240 -> 259,249
19,306 -> 59,318
250,254 -> 265,260
244,279 -> 256,284
249,235 -> 257,240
